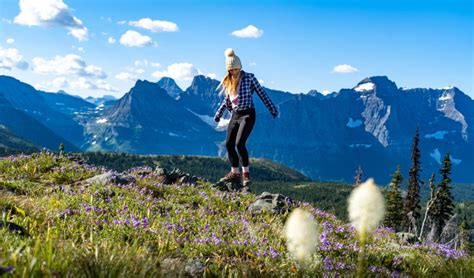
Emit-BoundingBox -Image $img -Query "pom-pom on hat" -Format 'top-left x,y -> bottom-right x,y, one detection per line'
225,48 -> 242,70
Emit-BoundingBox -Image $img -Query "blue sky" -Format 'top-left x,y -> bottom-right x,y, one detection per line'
0,0 -> 472,98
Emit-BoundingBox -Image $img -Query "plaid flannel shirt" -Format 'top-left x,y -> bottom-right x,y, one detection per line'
214,71 -> 278,119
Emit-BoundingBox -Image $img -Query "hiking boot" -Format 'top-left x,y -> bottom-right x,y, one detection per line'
219,171 -> 241,183
242,172 -> 251,186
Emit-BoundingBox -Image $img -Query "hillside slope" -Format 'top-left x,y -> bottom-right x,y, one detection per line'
0,152 -> 472,276
76,151 -> 311,183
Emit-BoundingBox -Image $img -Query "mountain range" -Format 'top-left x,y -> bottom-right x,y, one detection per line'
0,74 -> 472,184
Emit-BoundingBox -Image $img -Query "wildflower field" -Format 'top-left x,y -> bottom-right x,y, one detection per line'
1,151 -> 473,277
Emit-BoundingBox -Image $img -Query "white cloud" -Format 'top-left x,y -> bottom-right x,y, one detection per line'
72,46 -> 84,52
117,20 -> 127,25
34,77 -> 68,91
70,78 -> 107,91
120,30 -> 155,47
249,62 -> 257,67
95,79 -> 117,91
0,47 -> 29,70
14,0 -> 89,41
332,64 -> 359,74
231,25 -> 264,38
152,62 -> 199,81
150,62 -> 161,68
129,18 -> 179,33
35,77 -> 117,92
134,59 -> 149,67
6,38 -> 15,44
32,54 -> 106,79
2,18 -> 13,24
108,37 -> 116,44
135,68 -> 145,74
68,26 -> 89,41
115,72 -> 137,81
258,79 -> 265,84
84,65 -> 106,79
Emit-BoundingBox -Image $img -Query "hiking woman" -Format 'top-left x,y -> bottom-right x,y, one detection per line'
214,48 -> 279,187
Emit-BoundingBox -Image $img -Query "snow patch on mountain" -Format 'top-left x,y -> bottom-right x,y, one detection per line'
349,144 -> 372,148
436,90 -> 468,141
186,108 -> 229,132
346,118 -> 363,128
96,118 -> 108,124
169,132 -> 186,138
424,131 -> 448,140
430,148 -> 462,165
451,156 -> 462,165
430,148 -> 441,164
354,82 -> 374,92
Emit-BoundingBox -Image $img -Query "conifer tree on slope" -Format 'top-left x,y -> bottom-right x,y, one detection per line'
403,128 -> 423,232
430,153 -> 455,239
384,165 -> 404,231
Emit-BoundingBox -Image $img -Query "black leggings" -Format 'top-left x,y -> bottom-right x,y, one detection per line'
225,108 -> 256,167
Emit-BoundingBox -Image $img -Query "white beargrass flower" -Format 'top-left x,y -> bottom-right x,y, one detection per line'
348,178 -> 385,236
284,208 -> 320,266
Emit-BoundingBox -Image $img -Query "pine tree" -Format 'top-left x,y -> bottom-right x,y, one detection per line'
430,153 -> 455,239
384,165 -> 404,231
59,143 -> 65,156
354,165 -> 363,187
403,128 -> 423,232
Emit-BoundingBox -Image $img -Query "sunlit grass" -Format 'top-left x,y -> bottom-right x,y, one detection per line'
0,151 -> 472,277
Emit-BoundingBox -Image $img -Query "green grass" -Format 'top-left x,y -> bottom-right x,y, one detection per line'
76,151 -> 311,182
0,151 -> 473,277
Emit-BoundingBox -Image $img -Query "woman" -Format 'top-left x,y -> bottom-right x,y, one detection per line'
214,48 -> 279,187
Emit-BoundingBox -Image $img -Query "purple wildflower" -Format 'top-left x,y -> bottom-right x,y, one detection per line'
269,246 -> 279,259
323,256 -> 334,271
142,217 -> 149,228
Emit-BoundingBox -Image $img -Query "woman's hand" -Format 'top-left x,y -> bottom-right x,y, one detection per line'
271,110 -> 279,119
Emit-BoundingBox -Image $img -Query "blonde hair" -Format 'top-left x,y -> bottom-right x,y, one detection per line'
218,70 -> 241,97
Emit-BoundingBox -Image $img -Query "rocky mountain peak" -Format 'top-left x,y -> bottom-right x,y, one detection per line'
355,76 -> 398,95
157,77 -> 183,98
189,75 -> 220,91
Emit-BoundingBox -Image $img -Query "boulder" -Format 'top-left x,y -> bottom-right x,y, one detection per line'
154,167 -> 167,176
163,168 -> 199,185
211,180 -> 243,192
160,258 -> 204,277
248,192 -> 293,215
82,171 -> 134,186
396,232 -> 420,244
184,259 -> 205,277
160,258 -> 183,276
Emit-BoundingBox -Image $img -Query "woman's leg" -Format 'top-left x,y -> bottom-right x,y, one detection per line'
225,115 -> 240,169
235,112 -> 256,167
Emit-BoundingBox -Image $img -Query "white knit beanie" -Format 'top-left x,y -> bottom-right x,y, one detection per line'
225,48 -> 242,70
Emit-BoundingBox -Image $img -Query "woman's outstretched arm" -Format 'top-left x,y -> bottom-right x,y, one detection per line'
251,75 -> 278,118
214,95 -> 231,121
